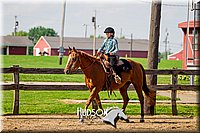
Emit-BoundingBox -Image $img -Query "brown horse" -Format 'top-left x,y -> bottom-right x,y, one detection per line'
64,47 -> 155,122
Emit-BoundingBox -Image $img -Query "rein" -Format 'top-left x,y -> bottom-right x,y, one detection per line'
81,60 -> 96,72
79,52 -> 97,72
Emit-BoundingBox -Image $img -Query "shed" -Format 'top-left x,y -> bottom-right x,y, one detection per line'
0,36 -> 33,55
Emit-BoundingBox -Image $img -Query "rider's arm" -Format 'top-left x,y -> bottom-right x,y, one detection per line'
97,39 -> 106,53
109,39 -> 119,55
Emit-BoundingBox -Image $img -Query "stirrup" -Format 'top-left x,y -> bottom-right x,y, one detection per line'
114,75 -> 122,84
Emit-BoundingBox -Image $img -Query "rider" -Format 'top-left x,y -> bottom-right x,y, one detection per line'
97,27 -> 121,84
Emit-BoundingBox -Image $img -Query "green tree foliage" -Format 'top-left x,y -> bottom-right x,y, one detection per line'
159,51 -> 173,60
120,36 -> 125,39
90,35 -> 105,39
11,30 -> 28,36
28,26 -> 58,44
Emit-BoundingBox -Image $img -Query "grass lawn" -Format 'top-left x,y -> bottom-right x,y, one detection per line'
3,74 -> 85,82
2,55 -> 68,68
2,55 -> 197,84
3,90 -> 198,116
2,55 -> 182,69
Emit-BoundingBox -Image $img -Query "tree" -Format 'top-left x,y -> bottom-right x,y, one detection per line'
28,26 -> 58,44
11,30 -> 28,36
6,30 -> 28,36
90,34 -> 105,39
159,51 -> 173,60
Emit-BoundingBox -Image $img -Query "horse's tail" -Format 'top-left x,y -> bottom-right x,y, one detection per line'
140,64 -> 150,96
140,64 -> 156,112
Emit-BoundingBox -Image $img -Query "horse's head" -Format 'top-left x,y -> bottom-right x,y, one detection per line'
64,47 -> 80,74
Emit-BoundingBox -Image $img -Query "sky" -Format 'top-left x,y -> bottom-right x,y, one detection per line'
0,0 -> 198,53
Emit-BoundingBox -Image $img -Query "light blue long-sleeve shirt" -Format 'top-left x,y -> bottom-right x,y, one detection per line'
98,38 -> 119,55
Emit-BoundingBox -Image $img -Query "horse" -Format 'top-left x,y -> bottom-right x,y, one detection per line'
64,47 -> 156,122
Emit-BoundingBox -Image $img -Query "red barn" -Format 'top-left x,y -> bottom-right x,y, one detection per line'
33,36 -> 149,58
1,36 -> 33,55
168,21 -> 200,69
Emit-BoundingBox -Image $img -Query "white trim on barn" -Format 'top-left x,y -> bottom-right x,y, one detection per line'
168,49 -> 183,60
26,46 -> 29,55
33,36 -> 51,48
34,36 -> 51,49
35,48 -> 40,56
34,36 -> 52,56
6,46 -> 9,55
168,49 -> 183,57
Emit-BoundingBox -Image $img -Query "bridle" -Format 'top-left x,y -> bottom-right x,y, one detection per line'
68,51 -> 96,72
81,60 -> 96,72
78,52 -> 96,72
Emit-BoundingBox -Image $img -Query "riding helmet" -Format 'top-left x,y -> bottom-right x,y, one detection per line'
104,27 -> 115,34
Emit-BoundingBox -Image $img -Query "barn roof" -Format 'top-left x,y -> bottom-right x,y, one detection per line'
178,21 -> 200,28
42,36 -> 149,51
0,36 -> 33,47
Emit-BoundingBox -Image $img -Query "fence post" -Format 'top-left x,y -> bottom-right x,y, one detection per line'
171,72 -> 178,115
13,65 -> 20,114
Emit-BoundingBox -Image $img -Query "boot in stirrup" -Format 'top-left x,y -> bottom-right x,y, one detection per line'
114,74 -> 122,84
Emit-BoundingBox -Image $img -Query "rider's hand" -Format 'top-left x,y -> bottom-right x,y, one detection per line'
97,51 -> 101,56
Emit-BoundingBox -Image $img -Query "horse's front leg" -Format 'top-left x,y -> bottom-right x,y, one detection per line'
95,93 -> 103,110
119,82 -> 130,112
91,93 -> 103,111
85,87 -> 101,110
80,87 -> 100,122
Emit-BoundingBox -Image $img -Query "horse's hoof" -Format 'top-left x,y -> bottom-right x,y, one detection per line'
79,118 -> 84,123
125,119 -> 130,123
140,119 -> 144,123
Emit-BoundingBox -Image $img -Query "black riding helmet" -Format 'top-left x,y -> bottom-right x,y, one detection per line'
104,27 -> 115,34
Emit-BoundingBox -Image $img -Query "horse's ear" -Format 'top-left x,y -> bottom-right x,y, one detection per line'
68,46 -> 72,51
73,47 -> 77,52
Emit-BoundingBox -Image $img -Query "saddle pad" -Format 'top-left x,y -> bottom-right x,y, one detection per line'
114,59 -> 132,76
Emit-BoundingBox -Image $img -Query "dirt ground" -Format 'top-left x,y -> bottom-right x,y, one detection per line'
1,115 -> 199,133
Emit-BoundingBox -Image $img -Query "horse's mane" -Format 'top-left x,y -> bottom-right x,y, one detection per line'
78,50 -> 100,62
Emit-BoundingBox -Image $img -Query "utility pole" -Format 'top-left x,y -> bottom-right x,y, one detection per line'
120,28 -> 123,38
146,0 -> 162,115
13,16 -> 19,36
130,33 -> 133,57
185,0 -> 190,67
83,24 -> 88,38
91,11 -> 98,111
59,0 -> 66,65
163,28 -> 169,60
92,10 -> 97,56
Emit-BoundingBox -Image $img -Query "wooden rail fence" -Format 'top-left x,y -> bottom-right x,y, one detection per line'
1,65 -> 200,115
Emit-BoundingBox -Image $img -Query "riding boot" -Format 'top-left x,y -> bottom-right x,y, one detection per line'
114,74 -> 122,84
111,67 -> 121,84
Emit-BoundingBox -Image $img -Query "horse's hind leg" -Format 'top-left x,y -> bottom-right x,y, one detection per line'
119,82 -> 130,112
133,83 -> 145,123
